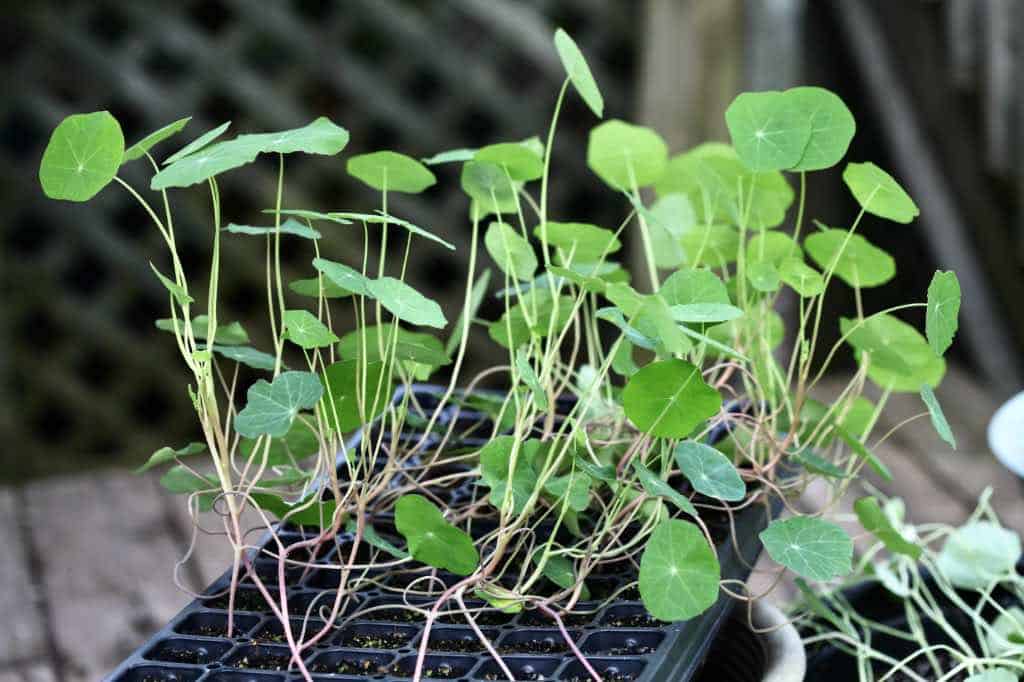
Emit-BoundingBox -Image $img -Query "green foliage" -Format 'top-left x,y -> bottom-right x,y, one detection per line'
163,121 -> 231,165
485,221 -> 537,281
842,314 -> 946,392
787,87 -> 856,171
804,228 -> 895,288
920,384 -> 956,449
480,437 -> 542,514
40,111 -> 124,201
760,517 -> 853,581
937,522 -> 1021,590
535,221 -> 621,263
623,359 -> 721,438
282,309 -> 339,349
926,270 -> 961,356
843,162 -> 919,223
319,360 -> 392,434
136,442 -> 206,474
312,258 -> 372,296
475,143 -> 544,181
673,441 -> 745,501
367,277 -> 447,329
725,91 -> 811,171
587,120 -> 668,189
639,519 -> 720,621
632,460 -> 697,517
554,28 -> 604,118
225,219 -> 321,240
155,315 -> 250,345
854,496 -> 921,559
235,372 -> 323,438
123,117 -> 191,163
461,160 -> 519,207
395,495 -> 479,575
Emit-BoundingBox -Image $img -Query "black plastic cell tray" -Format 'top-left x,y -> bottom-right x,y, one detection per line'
105,386 -> 777,682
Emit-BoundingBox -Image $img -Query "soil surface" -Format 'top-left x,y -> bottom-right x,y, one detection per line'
605,613 -> 664,628
519,610 -> 592,627
232,651 -> 291,671
314,657 -> 390,675
392,662 -> 466,678
429,637 -> 485,652
497,638 -> 569,654
340,631 -> 411,649
564,675 -> 636,682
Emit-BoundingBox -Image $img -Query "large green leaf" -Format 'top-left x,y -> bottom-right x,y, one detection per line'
347,150 -> 436,192
480,436 -> 542,515
235,371 -> 323,438
136,442 -> 206,474
123,116 -> 191,163
920,384 -> 956,449
787,87 -> 856,171
842,314 -> 946,392
395,494 -> 479,575
163,121 -> 231,164
475,143 -> 544,182
367,277 -> 447,329
926,270 -> 960,356
282,309 -> 339,349
234,117 -> 349,155
587,120 -> 668,190
622,359 -> 722,438
485,221 -> 537,281
554,28 -> 604,118
760,517 -> 853,581
639,519 -> 720,621
843,162 -> 919,223
632,461 -> 697,518
936,522 -> 1021,590
805,228 -> 895,288
725,91 -> 812,171
319,360 -> 392,434
854,496 -> 921,559
312,257 -> 372,296
674,441 -> 745,501
40,111 -> 124,201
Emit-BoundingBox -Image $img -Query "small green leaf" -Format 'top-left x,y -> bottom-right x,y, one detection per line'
151,139 -> 259,190
236,117 -> 349,156
778,257 -> 824,297
239,420 -> 319,467
154,315 -> 249,346
475,143 -> 544,181
920,384 -> 956,449
211,345 -> 277,371
791,449 -> 849,479
159,465 -> 217,496
639,519 -> 720,621
926,270 -> 960,356
348,148 -> 436,191
395,494 -> 479,575
632,460 -> 698,518
534,221 -> 620,263
669,303 -> 744,324
235,371 -> 323,438
532,549 -> 589,598
622,359 -> 722,438
515,349 -> 549,410
554,28 -> 604,118
269,209 -> 352,226
421,148 -> 477,165
854,496 -> 921,559
40,111 -> 124,201
544,470 -> 591,512
282,309 -> 339,349
367,277 -> 447,329
123,116 -> 191,163
480,436 -> 542,515
836,426 -> 894,482
725,91 -> 812,171
485,221 -> 537,281
225,218 -> 320,239
338,325 -> 449,368
289,277 -> 351,299
644,194 -> 696,268
253,494 -> 337,528
746,231 -> 803,267
760,517 -> 853,581
786,87 -> 856,171
674,441 -> 746,501
137,442 -> 206,473
936,522 -> 1021,590
659,269 -> 730,306
461,160 -> 519,207
805,228 -> 895,288
985,607 -> 1024,655
587,120 -> 668,190
489,289 -> 574,350
843,162 -> 919,223
149,262 -> 192,305
312,258 -> 372,296
319,360 -> 392,434
346,518 -> 409,559
842,314 -> 945,393
162,121 -> 231,165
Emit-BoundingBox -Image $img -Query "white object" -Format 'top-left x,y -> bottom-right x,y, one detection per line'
751,599 -> 807,682
989,391 -> 1024,478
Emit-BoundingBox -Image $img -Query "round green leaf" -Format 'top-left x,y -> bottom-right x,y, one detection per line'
235,371 -> 323,438
587,120 -> 668,190
854,496 -> 921,559
760,517 -> 853,581
289,277 -> 351,299
461,160 -> 519,207
787,87 -> 856,171
842,314 -> 946,392
669,304 -> 744,324
632,460 -> 698,518
746,231 -> 802,266
639,519 -> 720,621
746,262 -> 780,292
319,360 -> 392,433
843,162 -> 919,223
725,91 -> 812,171
395,494 -> 479,576
534,221 -> 620,263
937,522 -> 1021,590
151,139 -> 259,190
926,270 -> 960,356
337,324 -> 449,368
475,143 -> 544,181
347,151 -> 436,193
659,268 -> 730,306
123,116 -> 191,163
554,28 -> 604,118
282,309 -> 339,349
622,359 -> 722,438
312,258 -> 372,296
778,257 -> 824,297
367,277 -> 447,329
480,436 -> 542,515
673,441 -> 746,501
805,228 -> 896,288
485,221 -> 537,281
645,194 -> 696,268
40,111 -> 124,201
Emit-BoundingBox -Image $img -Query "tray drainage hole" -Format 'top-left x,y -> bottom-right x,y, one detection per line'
235,637 -> 251,644
206,662 -> 222,670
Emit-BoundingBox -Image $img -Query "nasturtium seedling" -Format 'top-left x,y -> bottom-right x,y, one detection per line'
632,460 -> 698,518
854,496 -> 921,559
489,289 -> 574,349
586,120 -> 668,190
475,143 -> 544,182
211,345 -> 276,371
163,120 -> 231,165
319,359 -> 392,434
639,519 -> 720,621
843,161 -> 919,223
312,258 -> 372,296
786,86 -> 856,171
346,151 -> 435,193
330,211 -> 456,251
480,436 -> 542,515
674,441 -> 746,501
760,517 -> 853,581
461,159 -> 520,209
289,277 -> 351,299
725,91 -> 811,171
238,420 -> 320,468
421,148 -> 477,165
485,221 -> 537,282
534,221 -> 620,263
926,270 -> 960,357
920,384 -> 956,449
123,116 -> 191,163
282,309 -> 339,349
643,194 -> 696,268
805,228 -> 896,288
40,111 -> 124,201
395,494 -> 479,575
155,315 -> 250,345
841,314 -> 945,392
936,522 -> 1021,590
234,371 -> 323,438
554,28 -> 604,118
622,359 -> 722,438
136,442 -> 206,474
367,277 -> 447,329
338,325 -> 449,369
544,470 -> 591,512
778,257 -> 824,297
225,218 -> 321,240
659,268 -> 731,307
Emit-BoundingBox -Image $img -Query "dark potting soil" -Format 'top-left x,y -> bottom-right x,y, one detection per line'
497,638 -> 569,655
313,657 -> 391,676
605,613 -> 665,628
428,637 -> 486,653
151,648 -> 206,665
481,672 -> 547,681
392,662 -> 466,679
563,674 -> 637,682
232,650 -> 291,670
518,610 -> 593,627
339,631 -> 411,649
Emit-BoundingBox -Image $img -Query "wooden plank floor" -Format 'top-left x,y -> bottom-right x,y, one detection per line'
1,365 -> 1020,681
